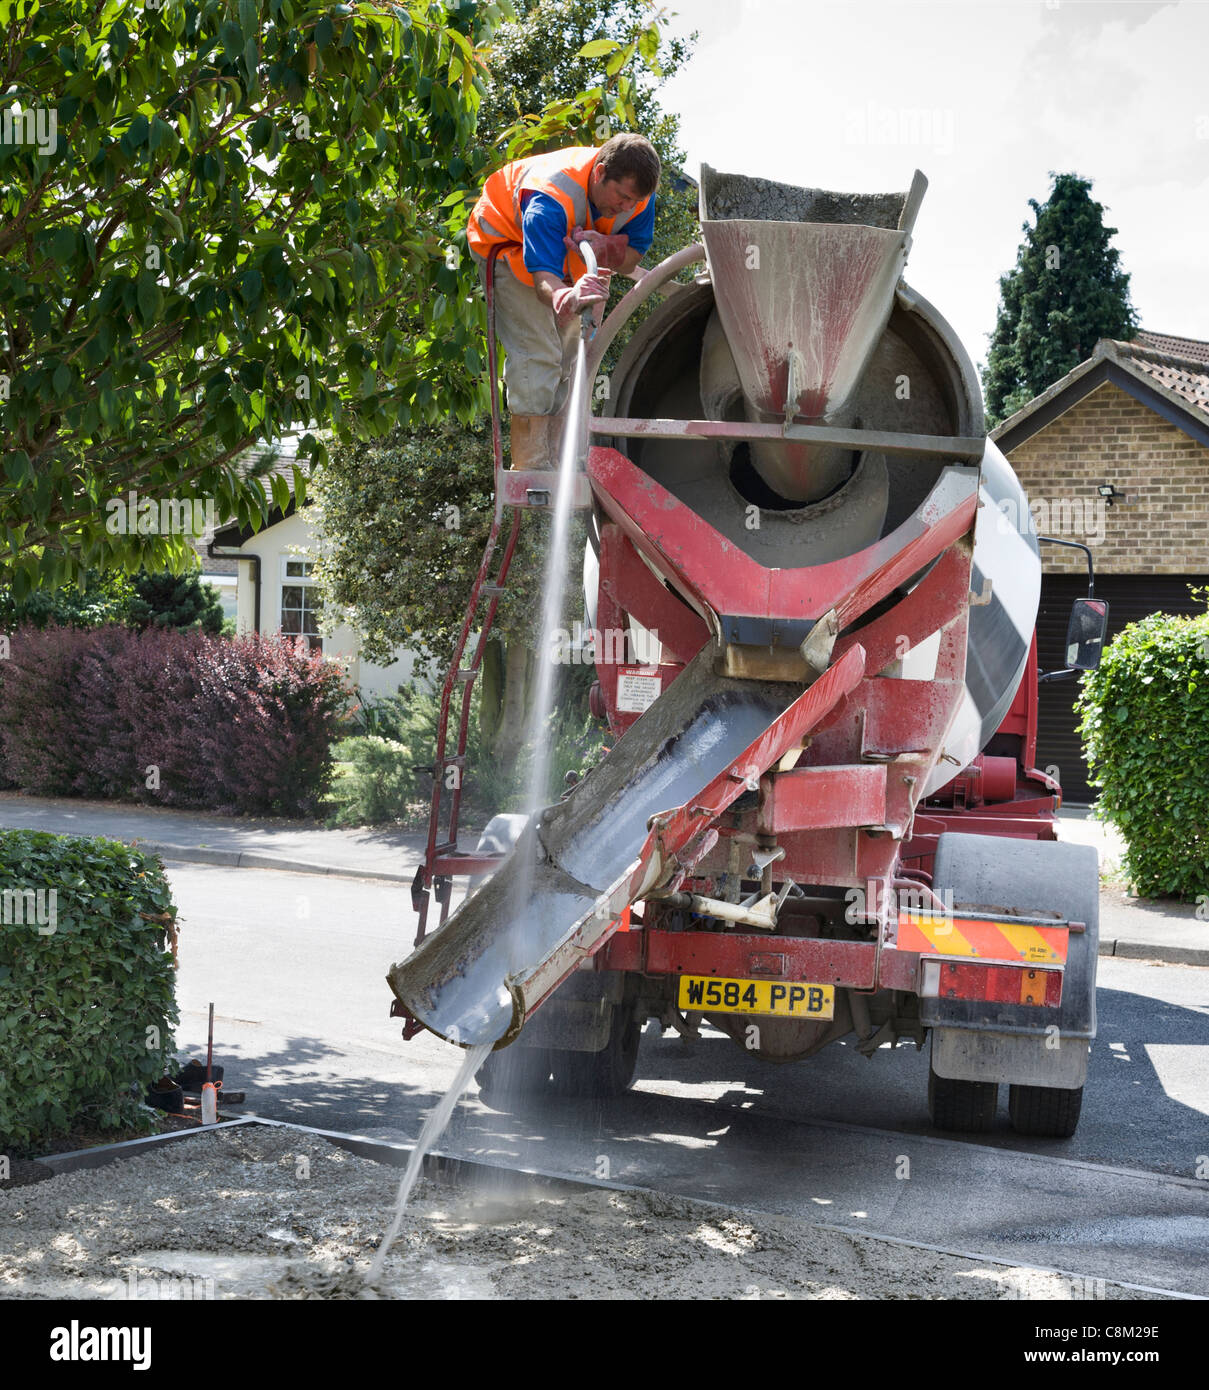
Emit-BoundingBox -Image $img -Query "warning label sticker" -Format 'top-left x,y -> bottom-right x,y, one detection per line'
617,666 -> 662,713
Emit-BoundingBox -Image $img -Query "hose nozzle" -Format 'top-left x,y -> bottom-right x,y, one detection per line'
579,238 -> 599,338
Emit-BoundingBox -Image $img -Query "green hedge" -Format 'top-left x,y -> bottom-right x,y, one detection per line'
0,831 -> 179,1156
330,681 -> 612,827
328,735 -> 419,826
1077,606 -> 1209,901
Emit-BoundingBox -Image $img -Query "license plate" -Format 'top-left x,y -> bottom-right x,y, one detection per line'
677,975 -> 834,1019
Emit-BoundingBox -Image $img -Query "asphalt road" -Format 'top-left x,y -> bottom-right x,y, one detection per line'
166,860 -> 1209,1295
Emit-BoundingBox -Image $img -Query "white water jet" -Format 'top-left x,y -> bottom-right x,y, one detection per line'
502,334 -> 590,976
366,1040 -> 492,1284
523,333 -> 589,822
368,329 -> 593,1287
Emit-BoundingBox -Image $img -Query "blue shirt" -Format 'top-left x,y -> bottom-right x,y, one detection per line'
521,189 -> 656,280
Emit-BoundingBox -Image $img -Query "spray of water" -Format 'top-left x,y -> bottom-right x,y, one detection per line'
366,331 -> 591,1288
524,332 -> 589,822
504,333 -> 590,973
366,1040 -> 492,1285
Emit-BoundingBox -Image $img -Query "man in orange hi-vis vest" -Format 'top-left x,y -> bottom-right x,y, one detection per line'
468,133 -> 660,470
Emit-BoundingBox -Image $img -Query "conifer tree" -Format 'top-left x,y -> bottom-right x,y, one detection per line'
983,173 -> 1137,426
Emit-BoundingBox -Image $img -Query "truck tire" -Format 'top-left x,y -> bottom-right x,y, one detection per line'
550,1004 -> 641,1099
1008,1082 -> 1083,1138
927,1067 -> 998,1133
474,1044 -> 552,1113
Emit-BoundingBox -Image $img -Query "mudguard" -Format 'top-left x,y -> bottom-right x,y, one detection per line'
925,832 -> 1099,1088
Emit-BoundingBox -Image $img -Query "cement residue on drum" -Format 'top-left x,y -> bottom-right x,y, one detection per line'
702,168 -> 907,229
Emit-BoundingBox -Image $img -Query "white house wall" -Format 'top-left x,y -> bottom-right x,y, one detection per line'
229,511 -> 435,700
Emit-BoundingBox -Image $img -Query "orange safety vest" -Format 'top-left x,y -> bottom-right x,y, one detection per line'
467,145 -> 652,287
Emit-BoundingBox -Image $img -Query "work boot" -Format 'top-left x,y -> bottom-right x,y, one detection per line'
508,413 -> 564,471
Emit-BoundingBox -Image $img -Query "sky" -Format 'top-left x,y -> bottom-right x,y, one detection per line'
657,0 -> 1209,372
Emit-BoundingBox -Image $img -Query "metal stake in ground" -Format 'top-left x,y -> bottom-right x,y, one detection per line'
201,1003 -> 218,1127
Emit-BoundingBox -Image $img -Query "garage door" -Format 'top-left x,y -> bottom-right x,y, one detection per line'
1036,573 -> 1208,804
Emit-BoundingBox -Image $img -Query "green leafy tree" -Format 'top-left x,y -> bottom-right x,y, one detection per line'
314,0 -> 695,760
127,570 -> 226,635
0,0 -> 540,598
311,418 -> 588,754
0,567 -> 133,629
982,173 -> 1138,426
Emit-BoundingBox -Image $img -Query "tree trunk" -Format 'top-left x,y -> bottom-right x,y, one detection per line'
478,637 -> 532,771
478,635 -> 504,753
497,638 -> 533,753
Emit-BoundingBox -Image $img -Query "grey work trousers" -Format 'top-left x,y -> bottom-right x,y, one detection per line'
479,257 -> 580,416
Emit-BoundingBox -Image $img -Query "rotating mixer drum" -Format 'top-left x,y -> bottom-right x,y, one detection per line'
593,164 -> 1039,793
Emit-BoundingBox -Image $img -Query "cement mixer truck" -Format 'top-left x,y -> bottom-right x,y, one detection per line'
389,167 -> 1109,1140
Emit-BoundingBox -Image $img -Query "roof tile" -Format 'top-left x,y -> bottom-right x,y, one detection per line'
1132,331 -> 1209,365
1108,336 -> 1209,416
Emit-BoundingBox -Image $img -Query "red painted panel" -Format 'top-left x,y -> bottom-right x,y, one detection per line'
757,764 -> 888,833
619,645 -> 867,899
599,523 -> 711,665
588,447 -> 978,625
598,928 -> 924,994
597,929 -> 884,989
991,632 -> 1039,770
499,469 -> 592,510
596,928 -> 1059,1005
833,546 -> 970,677
431,854 -> 502,876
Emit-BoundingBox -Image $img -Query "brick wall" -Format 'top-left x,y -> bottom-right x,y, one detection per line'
1002,381 -> 1209,575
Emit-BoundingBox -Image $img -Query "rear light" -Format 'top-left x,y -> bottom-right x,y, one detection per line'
920,960 -> 1062,1007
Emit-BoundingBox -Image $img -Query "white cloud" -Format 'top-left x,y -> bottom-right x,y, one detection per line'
660,0 -> 1209,371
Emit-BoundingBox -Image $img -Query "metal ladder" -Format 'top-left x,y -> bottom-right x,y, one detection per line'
408,238 -> 693,951
411,244 -> 524,945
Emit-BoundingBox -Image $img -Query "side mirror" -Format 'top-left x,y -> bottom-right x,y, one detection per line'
1066,597 -> 1109,671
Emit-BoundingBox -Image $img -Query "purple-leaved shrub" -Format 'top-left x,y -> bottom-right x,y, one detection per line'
0,625 -> 350,816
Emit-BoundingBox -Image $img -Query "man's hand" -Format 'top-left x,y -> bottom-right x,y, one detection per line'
566,227 -> 631,271
551,272 -> 611,325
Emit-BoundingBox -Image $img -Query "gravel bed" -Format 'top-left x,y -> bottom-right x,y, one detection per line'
0,1127 -> 1160,1300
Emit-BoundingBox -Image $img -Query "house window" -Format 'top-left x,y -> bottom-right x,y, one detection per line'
281,557 -> 323,653
201,573 -> 239,623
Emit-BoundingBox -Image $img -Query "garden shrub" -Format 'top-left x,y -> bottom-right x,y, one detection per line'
187,632 -> 350,816
1077,605 -> 1209,901
0,623 -> 96,796
0,568 -> 133,631
333,679 -> 611,826
0,568 -> 224,635
127,570 -> 225,635
0,626 -> 350,817
84,626 -> 205,802
0,830 -> 179,1156
355,682 -> 442,750
327,736 -> 417,826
